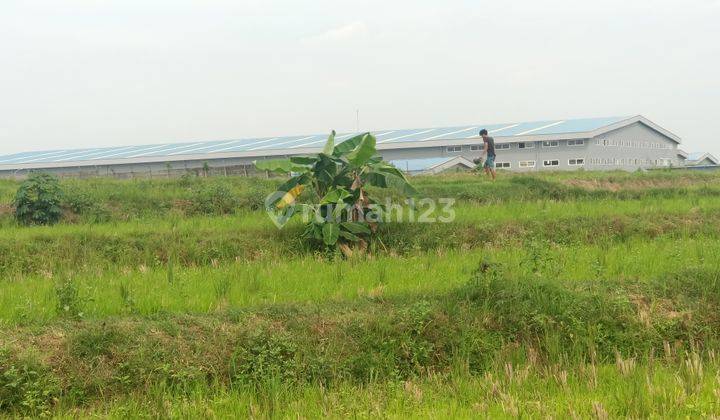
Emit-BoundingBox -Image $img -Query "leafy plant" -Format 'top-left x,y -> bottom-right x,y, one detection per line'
55,279 -> 83,319
63,186 -> 110,223
188,183 -> 238,215
230,328 -> 300,385
255,131 -> 415,254
0,348 -> 60,416
13,172 -> 64,225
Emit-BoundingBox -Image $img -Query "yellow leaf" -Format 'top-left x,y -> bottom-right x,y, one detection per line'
276,184 -> 305,209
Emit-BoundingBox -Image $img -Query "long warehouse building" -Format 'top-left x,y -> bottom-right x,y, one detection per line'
0,115 -> 688,178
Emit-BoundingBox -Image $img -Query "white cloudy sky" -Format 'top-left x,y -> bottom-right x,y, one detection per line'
1,0 -> 718,156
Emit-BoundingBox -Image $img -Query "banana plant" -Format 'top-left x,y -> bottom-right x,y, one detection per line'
255,131 -> 416,254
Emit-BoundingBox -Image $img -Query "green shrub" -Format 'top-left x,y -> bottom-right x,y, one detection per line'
230,328 -> 300,385
13,172 -> 64,225
0,348 -> 60,416
62,186 -> 110,223
62,186 -> 94,214
236,184 -> 268,211
188,184 -> 239,215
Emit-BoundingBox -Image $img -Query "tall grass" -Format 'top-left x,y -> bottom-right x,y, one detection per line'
3,259 -> 720,416
2,170 -> 720,225
65,358 -> 720,418
3,170 -> 720,417
1,195 -> 719,278
1,236 -> 719,325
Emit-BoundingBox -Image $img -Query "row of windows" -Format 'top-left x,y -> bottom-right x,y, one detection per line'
493,158 -> 586,169
588,157 -> 676,166
595,139 -> 671,149
468,143 -> 512,151
448,139 -> 585,153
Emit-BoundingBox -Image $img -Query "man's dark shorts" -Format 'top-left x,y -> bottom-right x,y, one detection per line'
484,155 -> 496,168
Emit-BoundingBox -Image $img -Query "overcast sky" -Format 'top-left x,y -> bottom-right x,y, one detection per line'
1,0 -> 718,156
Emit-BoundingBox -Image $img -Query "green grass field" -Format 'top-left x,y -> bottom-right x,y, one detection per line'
2,170 -> 720,418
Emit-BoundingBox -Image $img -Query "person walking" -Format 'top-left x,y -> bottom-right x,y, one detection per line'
479,129 -> 496,180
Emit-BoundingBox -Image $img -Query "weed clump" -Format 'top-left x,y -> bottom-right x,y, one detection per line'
188,183 -> 239,215
55,279 -> 84,319
230,327 -> 300,385
0,348 -> 60,416
69,325 -> 126,360
62,186 -> 110,223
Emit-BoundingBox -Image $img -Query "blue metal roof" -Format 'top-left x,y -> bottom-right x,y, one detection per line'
687,152 -> 719,164
0,116 -> 630,165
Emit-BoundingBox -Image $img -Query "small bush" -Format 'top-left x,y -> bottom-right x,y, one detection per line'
63,186 -> 110,223
0,348 -> 60,416
230,328 -> 300,385
62,187 -> 94,214
13,172 -> 64,225
188,184 -> 239,215
236,184 -> 268,211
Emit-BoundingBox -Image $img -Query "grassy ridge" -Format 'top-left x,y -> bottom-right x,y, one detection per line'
3,170 -> 720,417
2,263 -> 720,416
1,170 -> 720,225
1,196 -> 718,278
1,235 -> 718,325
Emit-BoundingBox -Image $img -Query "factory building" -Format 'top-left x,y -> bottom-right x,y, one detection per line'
0,115 -> 691,178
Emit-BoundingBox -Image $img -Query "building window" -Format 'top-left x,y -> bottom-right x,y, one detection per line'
518,142 -> 535,149
470,145 -> 481,151
542,140 -> 559,148
446,146 -> 462,153
495,162 -> 511,169
519,160 -> 536,168
567,139 -> 585,146
568,158 -> 585,166
496,143 -> 511,150
543,160 -> 559,167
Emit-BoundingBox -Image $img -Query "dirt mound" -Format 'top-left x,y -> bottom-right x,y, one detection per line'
0,204 -> 13,217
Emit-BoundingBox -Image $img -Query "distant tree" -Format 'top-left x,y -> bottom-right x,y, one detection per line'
13,172 -> 64,225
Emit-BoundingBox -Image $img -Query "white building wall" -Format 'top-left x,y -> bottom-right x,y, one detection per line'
585,122 -> 680,170
381,122 -> 680,172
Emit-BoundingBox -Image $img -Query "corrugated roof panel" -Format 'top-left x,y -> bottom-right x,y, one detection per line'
528,116 -> 628,136
498,120 -> 560,136
0,151 -> 47,163
13,148 -> 106,164
386,126 -> 473,143
0,116 -> 638,165
193,138 -> 271,154
248,135 -> 323,151
376,128 -> 438,144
